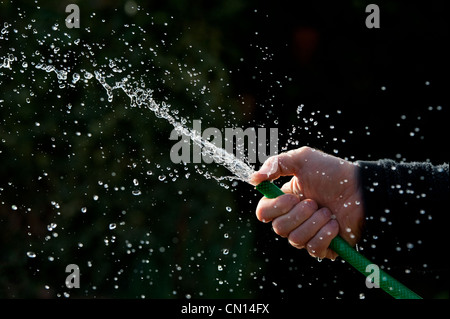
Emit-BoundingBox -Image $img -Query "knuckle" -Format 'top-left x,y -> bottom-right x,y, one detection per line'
301,199 -> 318,211
284,193 -> 300,207
298,146 -> 313,156
320,207 -> 332,217
294,200 -> 318,221
299,146 -> 312,153
316,207 -> 332,222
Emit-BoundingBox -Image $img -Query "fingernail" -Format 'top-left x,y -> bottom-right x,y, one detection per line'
248,172 -> 259,186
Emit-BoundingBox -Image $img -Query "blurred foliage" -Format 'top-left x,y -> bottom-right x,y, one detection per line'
0,0 -> 262,298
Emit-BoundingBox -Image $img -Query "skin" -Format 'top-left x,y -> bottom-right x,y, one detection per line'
249,146 -> 365,260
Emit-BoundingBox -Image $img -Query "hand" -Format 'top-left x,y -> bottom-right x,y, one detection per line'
250,146 -> 365,259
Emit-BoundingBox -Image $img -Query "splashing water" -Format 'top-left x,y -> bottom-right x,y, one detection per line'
93,71 -> 256,183
101,80 -> 256,183
2,53 -> 255,185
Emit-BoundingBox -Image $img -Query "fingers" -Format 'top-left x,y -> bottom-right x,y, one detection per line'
287,207 -> 333,249
270,205 -> 340,260
271,199 -> 318,237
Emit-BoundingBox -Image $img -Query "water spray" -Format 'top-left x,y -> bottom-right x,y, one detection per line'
255,180 -> 422,299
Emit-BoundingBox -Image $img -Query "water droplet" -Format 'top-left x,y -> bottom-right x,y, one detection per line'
81,207 -> 87,213
133,178 -> 139,186
225,206 -> 232,212
158,175 -> 166,181
72,73 -> 80,84
109,223 -> 116,230
27,251 -> 36,258
11,204 -> 18,211
132,189 -> 141,196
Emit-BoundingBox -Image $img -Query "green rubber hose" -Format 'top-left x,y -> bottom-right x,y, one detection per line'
255,180 -> 422,299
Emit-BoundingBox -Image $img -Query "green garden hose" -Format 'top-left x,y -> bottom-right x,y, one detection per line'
255,180 -> 422,299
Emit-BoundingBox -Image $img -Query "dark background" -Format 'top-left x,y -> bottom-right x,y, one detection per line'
0,0 -> 448,300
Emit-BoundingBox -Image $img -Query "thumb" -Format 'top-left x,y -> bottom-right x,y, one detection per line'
249,148 -> 306,185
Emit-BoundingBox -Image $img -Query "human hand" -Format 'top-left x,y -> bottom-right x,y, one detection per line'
250,147 -> 364,259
